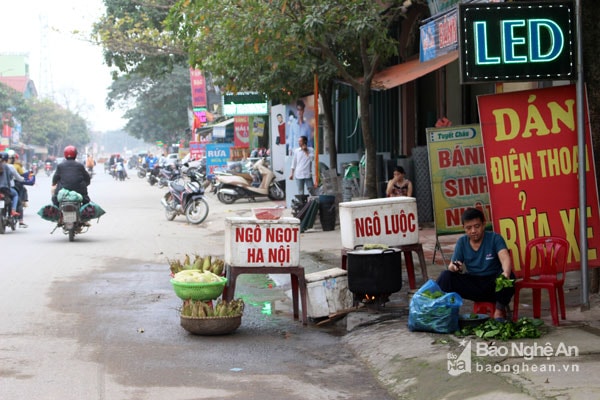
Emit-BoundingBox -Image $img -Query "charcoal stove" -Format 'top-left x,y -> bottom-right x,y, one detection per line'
346,247 -> 402,306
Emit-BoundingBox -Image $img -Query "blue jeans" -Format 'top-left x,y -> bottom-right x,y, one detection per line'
10,188 -> 19,211
295,177 -> 313,195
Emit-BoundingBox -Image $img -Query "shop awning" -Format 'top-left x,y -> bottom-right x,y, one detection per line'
211,118 -> 235,138
196,118 -> 234,138
371,50 -> 459,90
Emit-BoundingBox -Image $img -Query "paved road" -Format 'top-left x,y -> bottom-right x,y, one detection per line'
0,167 -> 394,400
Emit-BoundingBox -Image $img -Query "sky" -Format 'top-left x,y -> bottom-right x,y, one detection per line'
0,0 -> 126,132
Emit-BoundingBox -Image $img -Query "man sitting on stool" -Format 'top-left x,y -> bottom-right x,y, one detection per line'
436,207 -> 515,320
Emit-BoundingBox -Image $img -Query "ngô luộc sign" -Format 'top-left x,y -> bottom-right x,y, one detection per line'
458,1 -> 576,83
339,197 -> 419,249
224,218 -> 301,267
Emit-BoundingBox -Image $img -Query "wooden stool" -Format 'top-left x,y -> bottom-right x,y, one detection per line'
473,301 -> 496,316
340,243 -> 428,290
222,265 -> 308,325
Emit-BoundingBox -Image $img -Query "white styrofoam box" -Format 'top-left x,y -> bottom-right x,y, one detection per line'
305,268 -> 353,319
339,197 -> 419,249
224,217 -> 301,267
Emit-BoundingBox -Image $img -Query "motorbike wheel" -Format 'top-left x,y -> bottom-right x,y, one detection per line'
217,191 -> 237,204
137,169 -> 146,179
164,193 -> 177,221
185,198 -> 209,224
68,228 -> 75,242
149,176 -> 157,186
0,216 -> 5,234
268,183 -> 286,200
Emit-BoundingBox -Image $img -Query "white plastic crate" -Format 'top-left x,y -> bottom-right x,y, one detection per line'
305,268 -> 353,319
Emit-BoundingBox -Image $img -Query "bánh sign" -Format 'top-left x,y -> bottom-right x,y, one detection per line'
459,1 -> 576,83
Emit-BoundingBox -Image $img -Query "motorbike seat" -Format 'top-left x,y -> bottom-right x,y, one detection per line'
171,182 -> 185,192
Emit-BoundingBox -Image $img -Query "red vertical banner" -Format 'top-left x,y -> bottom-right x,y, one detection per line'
478,84 -> 600,274
2,123 -> 10,138
189,68 -> 207,108
234,116 -> 249,148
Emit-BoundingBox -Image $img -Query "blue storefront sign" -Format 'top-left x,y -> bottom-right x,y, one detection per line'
205,143 -> 232,177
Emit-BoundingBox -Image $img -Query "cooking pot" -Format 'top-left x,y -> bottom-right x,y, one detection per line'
347,247 -> 402,295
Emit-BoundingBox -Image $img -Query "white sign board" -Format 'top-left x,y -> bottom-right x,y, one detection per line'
339,197 -> 419,249
224,217 -> 301,267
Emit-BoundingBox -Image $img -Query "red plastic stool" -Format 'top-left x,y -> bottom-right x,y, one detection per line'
473,302 -> 495,316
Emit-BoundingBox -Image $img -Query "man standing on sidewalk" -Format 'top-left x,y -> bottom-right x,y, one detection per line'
289,135 -> 314,195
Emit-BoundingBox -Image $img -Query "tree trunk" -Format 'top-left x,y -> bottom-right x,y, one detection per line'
320,80 -> 337,172
358,87 -> 377,198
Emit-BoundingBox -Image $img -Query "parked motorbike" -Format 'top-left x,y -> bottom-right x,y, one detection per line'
148,165 -> 160,186
161,169 -> 209,224
215,158 -> 285,204
0,188 -> 18,234
158,163 -> 181,188
137,164 -> 148,179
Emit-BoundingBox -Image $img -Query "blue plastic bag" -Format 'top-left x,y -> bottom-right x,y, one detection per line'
408,279 -> 463,333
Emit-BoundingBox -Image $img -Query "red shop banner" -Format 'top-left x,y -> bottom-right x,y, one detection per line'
478,84 -> 600,274
234,116 -> 249,148
189,68 -> 207,108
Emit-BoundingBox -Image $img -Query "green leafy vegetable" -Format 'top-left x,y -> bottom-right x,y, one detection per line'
421,290 -> 444,299
495,275 -> 515,292
456,317 -> 545,340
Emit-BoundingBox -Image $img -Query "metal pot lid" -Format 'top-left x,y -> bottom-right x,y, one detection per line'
348,248 -> 401,255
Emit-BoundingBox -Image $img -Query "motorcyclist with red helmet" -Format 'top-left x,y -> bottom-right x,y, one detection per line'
51,145 -> 91,205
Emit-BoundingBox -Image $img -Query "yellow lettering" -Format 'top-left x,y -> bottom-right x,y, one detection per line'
492,108 -> 521,142
523,95 -> 550,138
548,99 -> 576,133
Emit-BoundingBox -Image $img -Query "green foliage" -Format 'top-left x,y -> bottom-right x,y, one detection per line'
0,83 -> 31,124
165,0 -> 415,197
93,0 -> 186,78
108,64 -> 191,144
20,98 -> 90,155
0,83 -> 89,155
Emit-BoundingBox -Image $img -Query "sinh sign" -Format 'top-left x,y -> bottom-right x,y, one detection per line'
458,1 -> 576,84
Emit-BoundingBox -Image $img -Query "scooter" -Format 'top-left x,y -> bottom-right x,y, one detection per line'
161,169 -> 209,224
215,158 -> 285,204
45,162 -> 53,176
0,188 -> 19,234
56,200 -> 86,242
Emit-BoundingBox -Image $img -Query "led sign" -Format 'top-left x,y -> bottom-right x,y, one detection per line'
459,1 -> 576,84
222,92 -> 268,116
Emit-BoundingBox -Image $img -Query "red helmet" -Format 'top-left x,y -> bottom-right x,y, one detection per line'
64,145 -> 78,160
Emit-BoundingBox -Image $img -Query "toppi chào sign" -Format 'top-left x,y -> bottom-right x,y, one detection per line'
339,197 -> 419,249
458,1 -> 576,84
224,217 -> 301,267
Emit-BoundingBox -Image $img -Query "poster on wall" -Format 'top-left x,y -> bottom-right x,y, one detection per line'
478,84 -> 600,273
270,105 -> 287,176
286,97 -> 316,153
426,124 -> 491,236
234,116 -> 250,148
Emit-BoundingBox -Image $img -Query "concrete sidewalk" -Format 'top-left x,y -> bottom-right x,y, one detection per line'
297,221 -> 600,399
